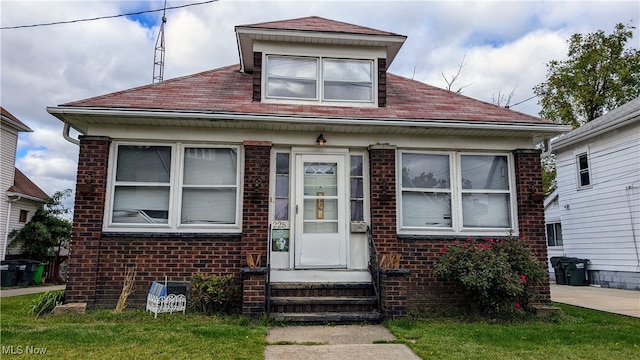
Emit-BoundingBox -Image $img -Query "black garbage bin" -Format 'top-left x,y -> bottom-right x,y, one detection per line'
9,259 -> 40,286
550,256 -> 570,285
1,261 -> 17,287
565,258 -> 589,286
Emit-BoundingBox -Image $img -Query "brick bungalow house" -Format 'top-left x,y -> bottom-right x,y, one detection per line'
48,17 -> 569,320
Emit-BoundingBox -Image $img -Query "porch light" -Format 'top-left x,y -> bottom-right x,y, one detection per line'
316,133 -> 327,146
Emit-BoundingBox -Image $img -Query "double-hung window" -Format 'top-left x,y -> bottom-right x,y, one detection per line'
546,222 -> 563,246
576,152 -> 591,188
399,151 -> 515,234
401,153 -> 452,228
109,143 -> 240,231
460,155 -> 511,228
265,55 -> 374,104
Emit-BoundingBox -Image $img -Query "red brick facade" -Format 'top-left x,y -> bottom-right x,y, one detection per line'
66,137 -> 548,315
65,136 -> 110,305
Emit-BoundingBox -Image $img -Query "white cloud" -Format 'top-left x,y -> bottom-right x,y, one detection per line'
1,0 -> 637,215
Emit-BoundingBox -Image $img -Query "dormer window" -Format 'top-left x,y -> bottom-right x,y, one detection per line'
266,56 -> 318,99
265,55 -> 374,104
323,59 -> 373,102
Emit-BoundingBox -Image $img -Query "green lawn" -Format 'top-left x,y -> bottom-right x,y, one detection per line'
2,294 -> 639,359
0,294 -> 267,359
386,304 -> 640,360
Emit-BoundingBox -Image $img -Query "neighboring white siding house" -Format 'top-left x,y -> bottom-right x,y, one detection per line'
551,97 -> 640,290
1,108 -> 49,260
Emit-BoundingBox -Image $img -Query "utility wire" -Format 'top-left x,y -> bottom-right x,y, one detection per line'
0,0 -> 218,30
509,94 -> 538,108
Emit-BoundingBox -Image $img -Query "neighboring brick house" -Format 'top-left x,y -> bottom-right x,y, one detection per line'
48,17 -> 569,319
1,107 -> 50,260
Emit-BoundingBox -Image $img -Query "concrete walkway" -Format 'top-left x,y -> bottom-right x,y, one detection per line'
0,284 -> 66,297
265,325 -> 420,360
550,284 -> 640,318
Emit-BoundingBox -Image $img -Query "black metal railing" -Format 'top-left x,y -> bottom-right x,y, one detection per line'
266,224 -> 272,315
367,225 -> 381,309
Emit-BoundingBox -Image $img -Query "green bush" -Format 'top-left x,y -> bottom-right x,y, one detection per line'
24,289 -> 65,318
189,273 -> 238,315
432,235 -> 547,317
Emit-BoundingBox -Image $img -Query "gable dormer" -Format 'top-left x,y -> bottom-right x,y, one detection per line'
235,16 -> 407,107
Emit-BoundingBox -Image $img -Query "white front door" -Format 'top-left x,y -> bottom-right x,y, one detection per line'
294,154 -> 347,268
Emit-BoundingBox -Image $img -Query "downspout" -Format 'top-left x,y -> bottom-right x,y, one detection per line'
62,122 -> 80,146
3,196 -> 21,261
625,181 -> 640,267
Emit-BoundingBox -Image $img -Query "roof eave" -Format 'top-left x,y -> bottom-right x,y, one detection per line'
7,191 -> 49,203
551,112 -> 639,152
47,106 -> 570,142
235,27 -> 406,72
1,115 -> 33,132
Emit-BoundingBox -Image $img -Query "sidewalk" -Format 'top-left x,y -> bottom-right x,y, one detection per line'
0,284 -> 66,297
550,284 -> 640,318
265,325 -> 420,360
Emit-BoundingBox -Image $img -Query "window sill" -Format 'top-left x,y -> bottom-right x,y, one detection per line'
261,97 -> 377,108
102,231 -> 242,238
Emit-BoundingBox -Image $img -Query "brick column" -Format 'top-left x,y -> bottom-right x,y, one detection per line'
513,148 -> 550,303
241,141 -> 271,315
241,268 -> 267,316
65,136 -> 111,307
380,269 -> 410,318
369,145 -> 397,254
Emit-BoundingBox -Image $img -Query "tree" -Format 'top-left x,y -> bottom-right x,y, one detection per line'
442,55 -> 474,93
534,23 -> 640,128
8,189 -> 72,262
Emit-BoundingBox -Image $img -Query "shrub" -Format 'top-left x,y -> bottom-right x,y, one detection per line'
189,273 -> 238,315
25,289 -> 65,318
432,235 -> 547,317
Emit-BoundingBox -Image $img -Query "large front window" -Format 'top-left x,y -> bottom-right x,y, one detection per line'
265,55 -> 374,104
109,143 -> 240,231
400,151 -> 515,234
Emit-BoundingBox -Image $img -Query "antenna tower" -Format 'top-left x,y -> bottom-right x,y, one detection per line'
152,0 -> 167,83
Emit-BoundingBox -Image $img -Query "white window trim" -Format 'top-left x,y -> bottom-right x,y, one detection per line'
545,221 -> 563,247
349,151 -> 370,224
397,150 -> 518,236
573,147 -> 592,190
104,141 -> 242,233
263,54 -> 377,107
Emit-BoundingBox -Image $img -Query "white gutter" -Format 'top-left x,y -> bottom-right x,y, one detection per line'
6,191 -> 48,203
62,122 -> 80,146
47,106 -> 571,135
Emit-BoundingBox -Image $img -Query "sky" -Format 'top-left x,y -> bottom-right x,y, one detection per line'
1,0 -> 639,214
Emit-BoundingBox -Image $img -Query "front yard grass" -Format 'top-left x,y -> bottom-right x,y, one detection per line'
2,293 -> 639,360
386,303 -> 640,360
0,294 -> 267,359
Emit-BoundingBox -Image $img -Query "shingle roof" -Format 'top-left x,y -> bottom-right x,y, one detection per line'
62,64 -> 552,125
8,168 -> 49,202
238,16 -> 401,37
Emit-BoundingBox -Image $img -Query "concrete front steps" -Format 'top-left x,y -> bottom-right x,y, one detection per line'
269,282 -> 382,323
